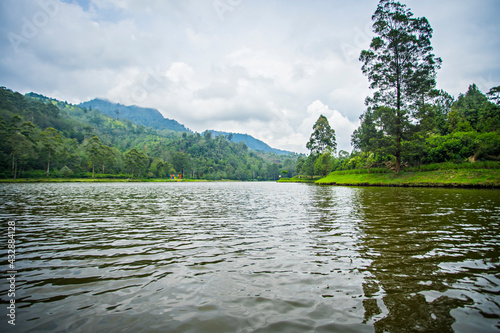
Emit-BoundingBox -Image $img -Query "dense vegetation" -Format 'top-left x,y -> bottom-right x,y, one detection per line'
0,87 -> 298,180
296,0 -> 500,178
79,98 -> 190,132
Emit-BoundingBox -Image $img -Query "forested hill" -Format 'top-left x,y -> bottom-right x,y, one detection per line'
208,131 -> 293,155
0,87 -> 298,180
79,98 -> 190,132
79,99 -> 292,155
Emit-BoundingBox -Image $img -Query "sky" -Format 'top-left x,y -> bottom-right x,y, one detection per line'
0,0 -> 499,153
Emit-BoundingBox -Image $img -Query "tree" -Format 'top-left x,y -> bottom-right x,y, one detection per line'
413,89 -> 453,136
306,115 -> 337,155
487,86 -> 500,105
363,152 -> 378,173
8,132 -> 34,179
20,121 -> 37,142
302,154 -> 316,178
450,84 -> 488,131
172,152 -> 190,176
86,136 -> 103,178
100,145 -> 116,174
124,148 -> 148,179
39,127 -> 62,176
446,84 -> 500,133
352,107 -> 380,152
359,0 -> 441,172
314,152 -> 333,177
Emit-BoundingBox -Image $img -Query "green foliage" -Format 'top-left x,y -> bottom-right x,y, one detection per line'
316,168 -> 500,187
306,115 -> 337,155
0,86 -> 295,181
359,0 -> 442,172
349,82 -> 500,175
125,148 -> 148,179
314,152 -> 334,177
351,1 -> 499,174
487,86 -> 500,105
424,132 -> 500,163
301,154 -> 316,178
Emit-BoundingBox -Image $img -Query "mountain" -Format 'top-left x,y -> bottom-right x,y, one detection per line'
80,98 -> 294,155
0,86 -> 299,180
79,99 -> 190,132
208,130 -> 293,155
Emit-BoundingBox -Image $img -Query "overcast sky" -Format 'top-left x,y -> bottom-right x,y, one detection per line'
1,0 -> 499,153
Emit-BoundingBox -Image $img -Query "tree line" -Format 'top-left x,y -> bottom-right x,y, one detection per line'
0,87 -> 298,180
296,0 -> 499,177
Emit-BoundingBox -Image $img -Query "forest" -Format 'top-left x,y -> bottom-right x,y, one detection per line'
0,87 -> 298,180
297,84 -> 500,178
2,0 -> 499,181
296,0 -> 500,178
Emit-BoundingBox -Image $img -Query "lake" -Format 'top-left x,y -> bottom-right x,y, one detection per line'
0,182 -> 499,332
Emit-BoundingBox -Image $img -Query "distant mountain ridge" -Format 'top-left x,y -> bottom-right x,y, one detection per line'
208,131 -> 293,155
79,99 -> 191,132
79,98 -> 293,155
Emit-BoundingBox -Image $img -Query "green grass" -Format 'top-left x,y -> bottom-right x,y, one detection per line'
406,161 -> 500,172
316,169 -> 500,188
277,176 -> 321,183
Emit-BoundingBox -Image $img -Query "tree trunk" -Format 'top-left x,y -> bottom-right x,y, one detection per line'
46,151 -> 51,176
13,157 -> 17,180
92,164 -> 95,178
12,154 -> 16,179
395,50 -> 402,174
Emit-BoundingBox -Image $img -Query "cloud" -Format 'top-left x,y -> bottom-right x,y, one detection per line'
0,0 -> 499,154
298,100 -> 359,154
166,62 -> 194,84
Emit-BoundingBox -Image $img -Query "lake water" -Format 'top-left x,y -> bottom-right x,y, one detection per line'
0,182 -> 499,332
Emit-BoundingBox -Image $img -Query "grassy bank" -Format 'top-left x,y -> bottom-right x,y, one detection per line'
316,169 -> 500,188
278,176 -> 321,183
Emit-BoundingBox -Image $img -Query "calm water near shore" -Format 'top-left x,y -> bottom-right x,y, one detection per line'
0,182 -> 499,332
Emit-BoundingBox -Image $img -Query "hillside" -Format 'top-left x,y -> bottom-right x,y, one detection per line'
208,130 -> 293,155
80,98 -> 293,156
0,87 -> 298,180
79,98 -> 190,132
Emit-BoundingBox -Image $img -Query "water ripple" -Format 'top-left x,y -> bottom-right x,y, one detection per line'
0,183 -> 499,332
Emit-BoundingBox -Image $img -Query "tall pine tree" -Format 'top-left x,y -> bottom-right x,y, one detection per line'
359,0 -> 441,172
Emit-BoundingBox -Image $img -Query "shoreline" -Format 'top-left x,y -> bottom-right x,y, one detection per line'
280,169 -> 500,188
0,179 -> 273,183
2,169 -> 499,188
0,178 -> 200,183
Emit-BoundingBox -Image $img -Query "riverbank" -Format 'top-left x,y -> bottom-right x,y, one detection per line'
0,178 -> 203,183
277,176 -> 320,183
314,169 -> 500,188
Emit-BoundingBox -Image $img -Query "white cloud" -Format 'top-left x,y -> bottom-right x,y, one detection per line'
298,100 -> 358,154
166,62 -> 194,84
0,0 -> 498,153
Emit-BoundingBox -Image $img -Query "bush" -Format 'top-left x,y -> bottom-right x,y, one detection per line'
60,166 -> 73,177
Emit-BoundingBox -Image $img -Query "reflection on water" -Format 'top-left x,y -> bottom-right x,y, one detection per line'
353,188 -> 500,332
0,183 -> 499,332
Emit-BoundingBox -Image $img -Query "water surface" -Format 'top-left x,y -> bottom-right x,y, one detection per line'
0,182 -> 499,332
